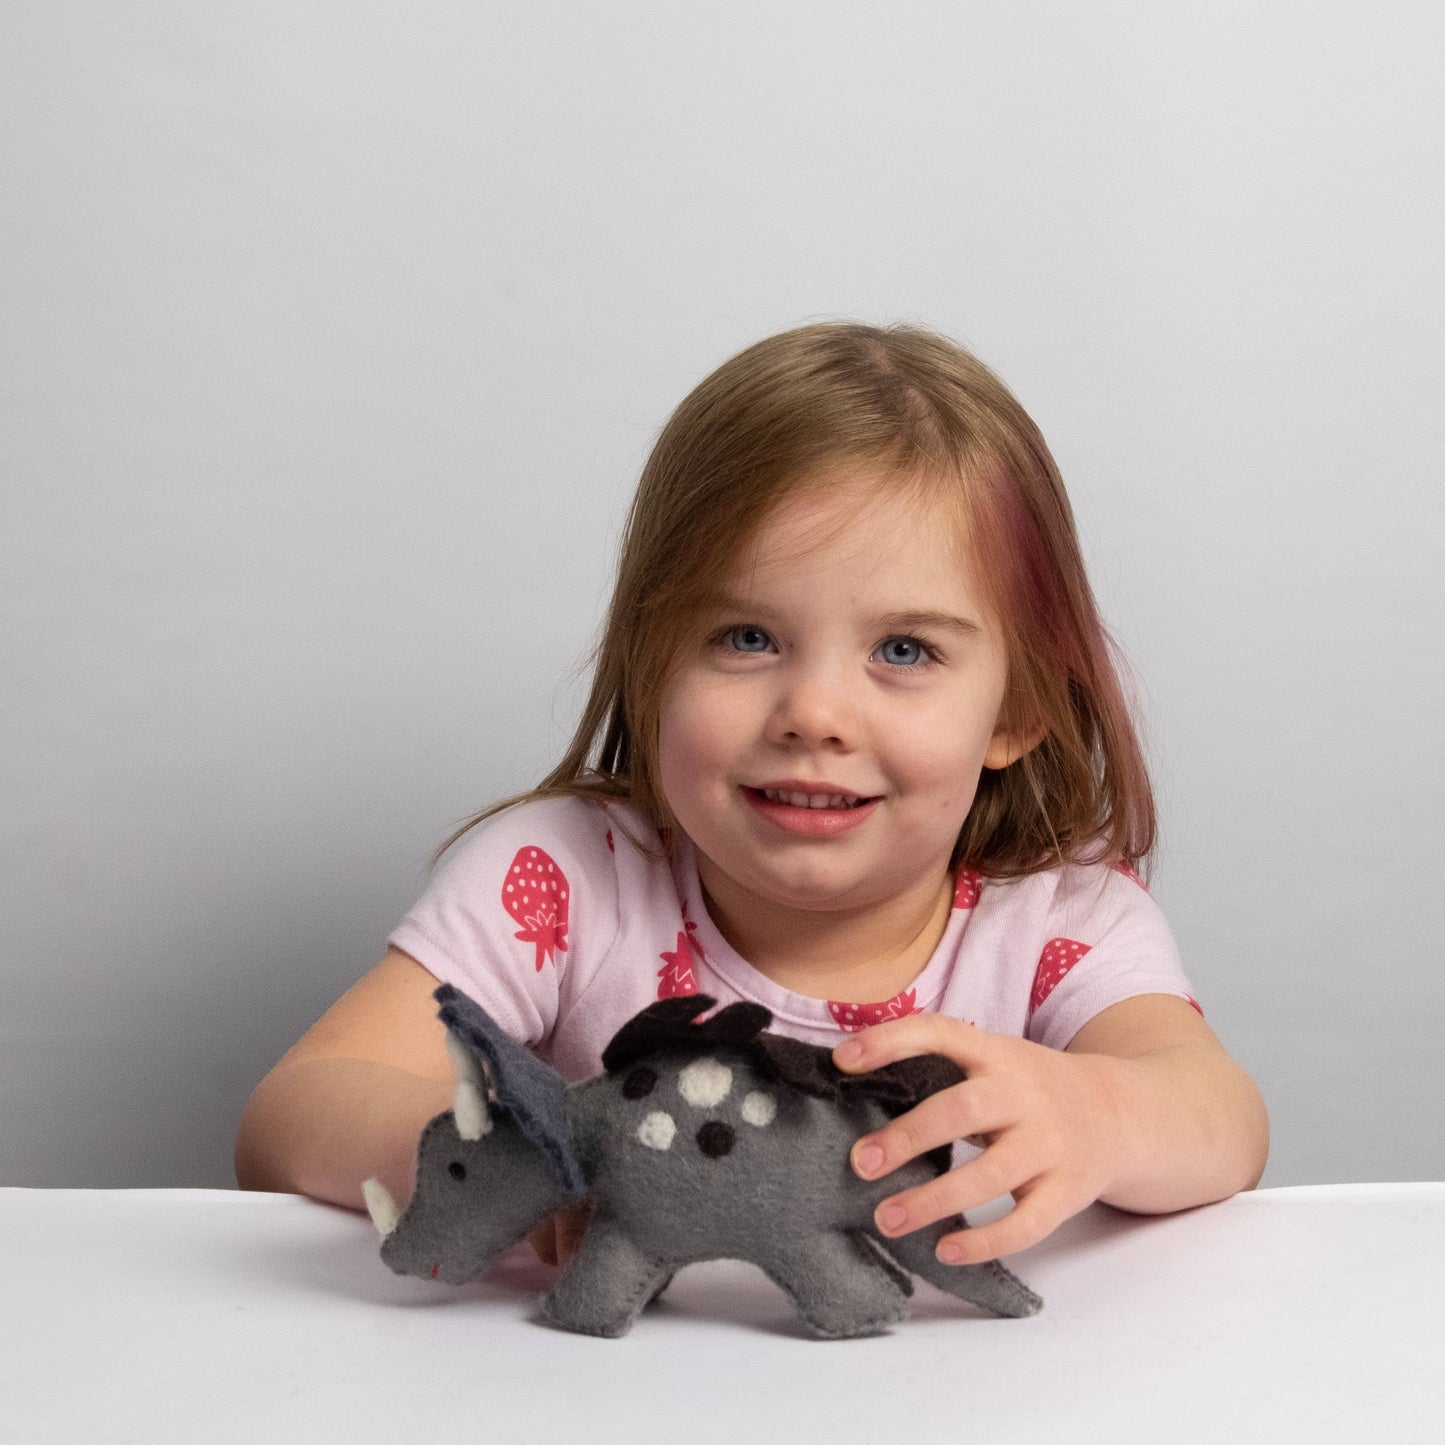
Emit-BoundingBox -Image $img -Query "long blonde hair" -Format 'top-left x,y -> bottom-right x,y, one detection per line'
430,321 -> 1157,881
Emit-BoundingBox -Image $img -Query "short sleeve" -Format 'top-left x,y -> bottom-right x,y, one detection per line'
387,795 -> 622,1049
1024,863 -> 1199,1052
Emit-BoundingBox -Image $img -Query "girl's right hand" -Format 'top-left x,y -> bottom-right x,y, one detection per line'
527,1201 -> 592,1267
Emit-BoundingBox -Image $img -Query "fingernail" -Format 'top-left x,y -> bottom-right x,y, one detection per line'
938,1242 -> 964,1264
835,1039 -> 863,1066
855,1143 -> 885,1177
879,1204 -> 907,1232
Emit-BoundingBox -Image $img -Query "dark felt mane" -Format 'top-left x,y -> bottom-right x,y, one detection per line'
601,995 -> 966,1159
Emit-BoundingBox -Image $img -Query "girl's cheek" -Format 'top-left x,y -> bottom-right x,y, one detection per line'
658,693 -> 735,795
668,674 -> 751,745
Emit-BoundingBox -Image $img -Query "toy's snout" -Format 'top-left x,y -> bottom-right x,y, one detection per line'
361,1031 -> 496,1244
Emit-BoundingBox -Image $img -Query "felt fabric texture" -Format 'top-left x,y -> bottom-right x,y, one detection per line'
603,992 -> 965,1176
435,983 -> 587,1196
600,995 -> 773,1071
377,988 -> 1043,1337
378,1107 -> 574,1286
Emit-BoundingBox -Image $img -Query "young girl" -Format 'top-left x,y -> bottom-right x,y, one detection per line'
235,322 -> 1269,1273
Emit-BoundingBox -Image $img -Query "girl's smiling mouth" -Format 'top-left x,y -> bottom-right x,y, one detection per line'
741,784 -> 882,836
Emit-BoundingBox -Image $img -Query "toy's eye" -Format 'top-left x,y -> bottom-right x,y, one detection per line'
448,1161 -> 467,1181
622,1066 -> 658,1100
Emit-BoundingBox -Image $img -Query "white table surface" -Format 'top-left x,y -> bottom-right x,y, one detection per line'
3,1183 -> 1443,1443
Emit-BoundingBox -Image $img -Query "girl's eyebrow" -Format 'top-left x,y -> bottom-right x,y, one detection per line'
876,609 -> 982,638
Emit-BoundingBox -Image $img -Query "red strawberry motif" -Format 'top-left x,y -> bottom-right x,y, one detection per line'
828,989 -> 921,1032
953,869 -> 983,909
1112,860 -> 1147,891
502,847 -> 569,971
605,829 -> 614,852
1030,938 -> 1091,1012
657,929 -> 700,998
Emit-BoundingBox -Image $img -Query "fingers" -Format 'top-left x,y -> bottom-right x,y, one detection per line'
834,1012 -> 995,1074
869,1132 -> 1034,1242
849,1078 -> 1008,1182
833,1013 -> 1104,1263
934,1180 -> 1077,1265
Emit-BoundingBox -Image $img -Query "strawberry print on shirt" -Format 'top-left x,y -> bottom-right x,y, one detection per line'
502,846 -> 570,971
387,795 -> 1200,1078
657,922 -> 702,998
828,989 -> 922,1031
1030,937 -> 1091,1013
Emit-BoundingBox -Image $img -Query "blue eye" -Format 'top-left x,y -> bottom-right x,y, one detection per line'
876,636 -> 928,667
723,625 -> 774,653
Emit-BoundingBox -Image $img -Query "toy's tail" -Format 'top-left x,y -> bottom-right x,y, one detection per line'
869,1219 -> 1043,1318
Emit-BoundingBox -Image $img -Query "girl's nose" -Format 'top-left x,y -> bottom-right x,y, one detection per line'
765,668 -> 855,749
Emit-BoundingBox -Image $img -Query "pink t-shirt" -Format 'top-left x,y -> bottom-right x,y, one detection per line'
388,794 -> 1199,1083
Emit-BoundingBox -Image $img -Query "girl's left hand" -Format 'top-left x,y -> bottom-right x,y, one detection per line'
833,1014 -> 1134,1265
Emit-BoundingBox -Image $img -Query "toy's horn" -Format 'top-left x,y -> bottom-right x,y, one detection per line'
361,1177 -> 399,1238
446,1032 -> 494,1142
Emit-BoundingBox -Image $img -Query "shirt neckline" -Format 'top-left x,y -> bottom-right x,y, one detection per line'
669,834 -> 967,1029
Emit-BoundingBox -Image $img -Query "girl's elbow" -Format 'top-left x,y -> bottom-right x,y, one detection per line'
232,1072 -> 301,1194
1250,1091 -> 1271,1189
233,1097 -> 278,1192
1231,1068 -> 1271,1194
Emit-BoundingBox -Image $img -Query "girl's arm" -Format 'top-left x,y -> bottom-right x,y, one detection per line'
234,946 -> 590,1263
233,948 -> 457,1211
831,995 -> 1269,1264
1063,993 -> 1269,1213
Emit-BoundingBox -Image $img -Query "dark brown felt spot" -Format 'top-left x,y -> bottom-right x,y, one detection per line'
696,1121 -> 735,1158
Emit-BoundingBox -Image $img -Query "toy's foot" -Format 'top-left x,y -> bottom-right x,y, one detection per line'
761,1231 -> 912,1339
539,1216 -> 671,1338
642,1269 -> 676,1310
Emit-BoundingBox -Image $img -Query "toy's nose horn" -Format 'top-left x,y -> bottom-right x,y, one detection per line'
361,1177 -> 399,1238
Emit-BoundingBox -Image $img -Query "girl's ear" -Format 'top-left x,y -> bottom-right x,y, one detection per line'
982,722 -> 1046,771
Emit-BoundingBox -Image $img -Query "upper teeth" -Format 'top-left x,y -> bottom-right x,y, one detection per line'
761,789 -> 860,810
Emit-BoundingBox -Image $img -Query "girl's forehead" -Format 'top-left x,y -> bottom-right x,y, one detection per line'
730,476 -> 973,579
703,484 -> 1001,636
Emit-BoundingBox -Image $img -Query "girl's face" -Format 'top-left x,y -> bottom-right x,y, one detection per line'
657,476 -> 1034,928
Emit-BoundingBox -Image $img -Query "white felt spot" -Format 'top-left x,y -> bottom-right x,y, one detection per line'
637,1111 -> 676,1150
741,1091 -> 777,1127
678,1057 -> 733,1108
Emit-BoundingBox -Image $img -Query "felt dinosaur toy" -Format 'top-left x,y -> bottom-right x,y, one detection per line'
362,985 -> 1042,1339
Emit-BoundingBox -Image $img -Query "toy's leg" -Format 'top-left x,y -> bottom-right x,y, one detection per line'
539,1213 -> 671,1338
759,1230 -> 912,1339
874,1214 -> 1043,1318
643,1269 -> 676,1309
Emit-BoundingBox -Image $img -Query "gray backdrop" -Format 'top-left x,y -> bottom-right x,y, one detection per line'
3,2 -> 1440,1191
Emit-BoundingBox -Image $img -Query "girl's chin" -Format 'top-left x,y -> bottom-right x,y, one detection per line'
725,863 -> 880,915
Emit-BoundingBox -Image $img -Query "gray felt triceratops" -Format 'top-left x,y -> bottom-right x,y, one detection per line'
362,985 -> 1042,1339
